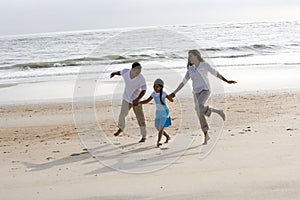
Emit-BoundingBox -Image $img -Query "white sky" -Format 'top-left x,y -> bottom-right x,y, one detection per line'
1,0 -> 300,35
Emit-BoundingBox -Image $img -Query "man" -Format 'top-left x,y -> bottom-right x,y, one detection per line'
110,62 -> 147,143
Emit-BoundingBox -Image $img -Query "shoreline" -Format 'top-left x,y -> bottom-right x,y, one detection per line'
0,87 -> 299,106
1,63 -> 300,105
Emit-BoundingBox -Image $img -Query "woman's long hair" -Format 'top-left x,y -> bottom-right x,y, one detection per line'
189,49 -> 205,62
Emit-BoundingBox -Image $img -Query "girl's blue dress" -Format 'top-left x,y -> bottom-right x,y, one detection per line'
151,91 -> 172,128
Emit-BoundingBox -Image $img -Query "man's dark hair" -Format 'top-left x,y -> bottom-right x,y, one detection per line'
132,62 -> 141,69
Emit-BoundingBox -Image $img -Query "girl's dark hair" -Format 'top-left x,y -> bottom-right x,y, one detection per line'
158,85 -> 165,105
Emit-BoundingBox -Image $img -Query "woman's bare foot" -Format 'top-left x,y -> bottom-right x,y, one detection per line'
114,128 -> 123,136
139,137 -> 146,143
215,109 -> 225,121
203,133 -> 210,145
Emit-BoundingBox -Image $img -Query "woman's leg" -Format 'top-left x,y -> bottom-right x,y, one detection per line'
203,131 -> 210,145
211,108 -> 225,120
194,90 -> 211,133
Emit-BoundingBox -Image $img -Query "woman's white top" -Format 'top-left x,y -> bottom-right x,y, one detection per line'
182,62 -> 218,93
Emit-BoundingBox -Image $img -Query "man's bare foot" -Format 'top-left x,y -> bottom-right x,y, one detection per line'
157,142 -> 162,147
216,110 -> 226,121
114,128 -> 122,136
139,137 -> 146,143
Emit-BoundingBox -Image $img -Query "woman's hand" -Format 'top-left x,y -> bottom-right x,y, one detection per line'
166,95 -> 174,102
169,93 -> 176,98
227,80 -> 237,84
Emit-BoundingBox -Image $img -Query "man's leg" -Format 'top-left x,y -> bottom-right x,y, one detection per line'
115,100 -> 131,136
133,104 -> 147,142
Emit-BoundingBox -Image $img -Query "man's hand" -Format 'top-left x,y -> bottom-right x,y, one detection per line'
132,99 -> 139,106
110,71 -> 121,78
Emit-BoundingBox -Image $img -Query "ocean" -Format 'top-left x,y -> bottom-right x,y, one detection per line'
0,20 -> 300,104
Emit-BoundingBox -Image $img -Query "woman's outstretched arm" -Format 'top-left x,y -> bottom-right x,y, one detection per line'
170,82 -> 185,98
217,73 -> 237,84
166,94 -> 174,102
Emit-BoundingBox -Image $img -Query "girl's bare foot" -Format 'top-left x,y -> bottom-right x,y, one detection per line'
165,135 -> 171,143
114,128 -> 122,136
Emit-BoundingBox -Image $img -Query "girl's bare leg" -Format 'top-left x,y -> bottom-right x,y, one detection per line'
163,131 -> 171,143
157,127 -> 164,147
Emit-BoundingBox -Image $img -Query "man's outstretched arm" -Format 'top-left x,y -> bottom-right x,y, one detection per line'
110,71 -> 121,78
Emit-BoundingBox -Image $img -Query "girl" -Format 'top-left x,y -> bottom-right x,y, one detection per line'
170,49 -> 237,145
139,78 -> 173,147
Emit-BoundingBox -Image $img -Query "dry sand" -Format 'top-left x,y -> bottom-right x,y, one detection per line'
1,90 -> 300,199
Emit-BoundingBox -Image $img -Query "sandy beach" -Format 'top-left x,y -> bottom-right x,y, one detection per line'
1,90 -> 300,199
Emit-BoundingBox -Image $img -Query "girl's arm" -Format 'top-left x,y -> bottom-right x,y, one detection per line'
217,73 -> 237,84
166,95 -> 174,102
132,90 -> 146,106
139,96 -> 153,104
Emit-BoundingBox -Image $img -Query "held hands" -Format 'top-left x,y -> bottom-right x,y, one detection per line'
169,93 -> 176,98
132,99 -> 139,106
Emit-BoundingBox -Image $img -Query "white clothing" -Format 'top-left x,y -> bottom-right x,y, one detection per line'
182,62 -> 218,93
121,68 -> 147,103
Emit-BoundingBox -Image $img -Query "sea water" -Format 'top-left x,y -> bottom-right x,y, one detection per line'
0,21 -> 300,104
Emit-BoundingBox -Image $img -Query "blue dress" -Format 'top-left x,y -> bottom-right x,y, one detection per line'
151,91 -> 172,128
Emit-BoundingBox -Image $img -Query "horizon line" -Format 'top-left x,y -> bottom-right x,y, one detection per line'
1,19 -> 299,38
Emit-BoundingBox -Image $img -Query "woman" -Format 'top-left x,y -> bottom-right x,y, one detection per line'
170,49 -> 236,145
